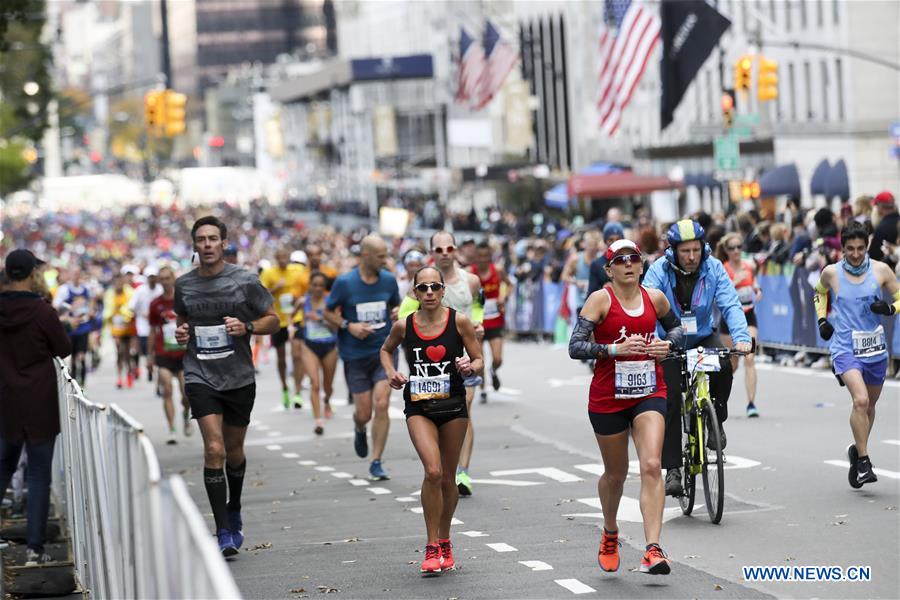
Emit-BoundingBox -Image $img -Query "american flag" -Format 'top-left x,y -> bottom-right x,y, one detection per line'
472,20 -> 519,110
455,27 -> 485,105
597,0 -> 661,135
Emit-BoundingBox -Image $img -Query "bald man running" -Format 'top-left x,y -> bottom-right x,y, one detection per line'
325,235 -> 401,480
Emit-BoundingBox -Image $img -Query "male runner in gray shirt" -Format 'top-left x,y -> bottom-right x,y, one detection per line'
174,215 -> 279,557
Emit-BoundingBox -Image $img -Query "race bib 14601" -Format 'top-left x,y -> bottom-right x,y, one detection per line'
409,374 -> 451,402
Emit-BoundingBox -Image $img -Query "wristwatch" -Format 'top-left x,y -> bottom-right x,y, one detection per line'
340,319 -> 349,330
244,321 -> 255,334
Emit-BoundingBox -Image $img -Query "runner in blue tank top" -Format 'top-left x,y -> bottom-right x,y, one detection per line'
814,221 -> 900,489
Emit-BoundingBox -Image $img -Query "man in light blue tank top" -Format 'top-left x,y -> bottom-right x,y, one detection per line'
814,221 -> 900,489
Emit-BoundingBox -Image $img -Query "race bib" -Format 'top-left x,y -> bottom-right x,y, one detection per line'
162,322 -> 184,352
194,325 -> 234,360
112,315 -> 125,327
737,286 -> 755,306
409,374 -> 451,402
852,326 -> 886,357
483,299 -> 501,320
305,320 -> 334,341
279,293 -> 295,314
682,313 -> 698,335
686,348 -> 722,373
614,360 -> 657,399
356,301 -> 387,329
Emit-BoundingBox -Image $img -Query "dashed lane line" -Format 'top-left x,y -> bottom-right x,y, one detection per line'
298,460 -> 317,466
265,444 -> 282,451
395,497 -> 417,502
519,561 -> 553,571
486,543 -> 518,553
348,479 -> 370,486
281,452 -> 299,459
330,472 -> 353,479
458,531 -> 489,537
314,466 -> 335,472
554,579 -> 596,595
367,487 -> 392,495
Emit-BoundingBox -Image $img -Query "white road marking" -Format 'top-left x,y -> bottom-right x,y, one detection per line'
498,387 -> 522,396
298,460 -> 317,466
575,455 -> 762,476
883,440 -> 900,446
519,560 -> 553,571
254,423 -> 269,431
458,531 -> 489,537
349,479 -> 370,486
554,579 -> 596,594
267,431 -> 281,437
281,452 -> 299,459
490,467 -> 582,483
824,460 -> 900,479
486,543 -> 517,553
570,497 -> 688,523
410,507 -> 423,514
367,487 -> 391,495
395,497 -> 417,502
265,444 -> 282,451
247,432 -> 354,447
547,375 -> 594,389
314,466 -> 335,472
330,472 -> 352,479
469,478 -> 544,487
451,518 -> 463,525
756,362 -> 900,388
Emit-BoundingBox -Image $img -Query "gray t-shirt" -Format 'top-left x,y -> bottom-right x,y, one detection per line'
174,263 -> 273,391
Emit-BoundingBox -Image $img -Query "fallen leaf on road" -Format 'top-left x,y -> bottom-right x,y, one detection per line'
714,584 -> 723,591
566,517 -> 574,521
290,588 -> 306,594
834,514 -> 848,518
885,506 -> 897,511
628,567 -> 638,572
502,507 -> 510,511
252,480 -> 265,487
272,500 -> 282,505
252,542 -> 273,550
830,520 -> 846,526
785,556 -> 795,562
323,542 -> 332,546
408,561 -> 416,565
684,555 -> 700,559
555,539 -> 568,543
344,538 -> 361,543
728,554 -> 735,559
317,585 -> 339,594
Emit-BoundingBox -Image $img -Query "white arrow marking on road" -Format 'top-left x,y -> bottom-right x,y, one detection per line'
395,497 -> 417,502
451,518 -> 463,525
490,468 -> 582,483
883,440 -> 900,446
282,452 -> 299,459
469,478 -> 544,487
348,479 -> 370,486
298,460 -> 317,466
265,444 -> 282,451
330,472 -> 352,479
367,487 -> 391,495
519,560 -> 553,571
824,460 -> 900,479
314,466 -> 335,472
555,579 -> 596,595
575,455 -> 762,477
570,497 -> 689,523
486,543 -> 517,553
458,531 -> 489,537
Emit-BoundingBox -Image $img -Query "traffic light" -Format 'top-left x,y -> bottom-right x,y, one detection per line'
144,90 -> 164,134
734,55 -> 753,92
741,181 -> 761,200
721,90 -> 735,128
757,57 -> 779,102
163,90 -> 187,137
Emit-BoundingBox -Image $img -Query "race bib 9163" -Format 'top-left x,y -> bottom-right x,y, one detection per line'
614,360 -> 656,399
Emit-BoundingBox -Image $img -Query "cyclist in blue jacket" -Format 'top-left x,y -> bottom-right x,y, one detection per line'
643,220 -> 752,496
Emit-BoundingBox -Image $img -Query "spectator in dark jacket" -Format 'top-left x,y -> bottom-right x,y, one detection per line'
870,191 -> 898,268
0,249 -> 72,565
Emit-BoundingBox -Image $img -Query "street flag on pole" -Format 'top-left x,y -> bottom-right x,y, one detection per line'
473,20 -> 519,110
660,0 -> 731,130
596,0 -> 661,136
456,26 -> 486,104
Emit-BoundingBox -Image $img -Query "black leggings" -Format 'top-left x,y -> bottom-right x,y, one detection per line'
662,333 -> 734,470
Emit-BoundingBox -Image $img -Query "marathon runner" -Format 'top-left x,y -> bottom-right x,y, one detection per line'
301,271 -> 339,433
306,244 -> 339,280
717,233 -> 762,417
260,249 -> 306,409
381,265 -> 483,576
813,220 -> 900,488
643,220 -> 752,497
104,274 -> 136,389
148,266 -> 191,445
53,268 -> 96,387
130,266 -> 162,382
324,234 -> 400,481
568,239 -> 683,575
472,241 -> 511,403
174,216 -> 279,557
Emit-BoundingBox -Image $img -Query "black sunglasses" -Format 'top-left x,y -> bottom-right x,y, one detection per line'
415,282 -> 445,293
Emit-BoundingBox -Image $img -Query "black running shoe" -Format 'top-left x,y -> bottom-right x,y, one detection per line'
480,390 -> 487,404
354,428 -> 368,458
491,370 -> 501,391
847,444 -> 862,489
664,469 -> 683,497
856,456 -> 878,486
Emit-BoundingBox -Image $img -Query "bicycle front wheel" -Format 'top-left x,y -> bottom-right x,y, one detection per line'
679,409 -> 697,515
701,401 -> 725,524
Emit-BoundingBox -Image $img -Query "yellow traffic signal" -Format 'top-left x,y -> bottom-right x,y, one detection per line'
757,57 -> 779,102
144,90 -> 164,134
735,55 -> 753,92
163,90 -> 187,137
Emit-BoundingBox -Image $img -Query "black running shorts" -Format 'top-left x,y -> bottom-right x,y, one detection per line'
589,396 -> 666,436
271,327 -> 290,347
185,382 -> 256,427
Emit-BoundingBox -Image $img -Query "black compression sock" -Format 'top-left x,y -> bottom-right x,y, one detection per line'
226,460 -> 247,512
204,468 -> 229,530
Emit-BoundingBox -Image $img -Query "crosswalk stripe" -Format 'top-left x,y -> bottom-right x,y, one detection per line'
486,543 -> 517,553
823,460 -> 900,479
555,579 -> 595,594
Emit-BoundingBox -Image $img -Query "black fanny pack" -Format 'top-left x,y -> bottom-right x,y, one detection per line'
420,396 -> 465,417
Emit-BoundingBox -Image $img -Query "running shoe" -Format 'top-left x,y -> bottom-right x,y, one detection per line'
116,378 -> 123,389
480,390 -> 488,404
664,469 -> 683,497
354,428 -> 368,458
127,372 -> 134,388
456,470 -> 473,497
491,370 -> 501,391
229,511 -> 244,549
420,543 -> 442,576
166,434 -> 177,446
746,404 -> 759,418
293,393 -> 303,410
24,548 -> 52,566
856,456 -> 878,486
438,538 -> 455,570
217,528 -> 238,557
369,459 -> 389,481
282,389 -> 290,409
847,444 -> 863,489
640,544 -> 671,575
598,529 -> 620,572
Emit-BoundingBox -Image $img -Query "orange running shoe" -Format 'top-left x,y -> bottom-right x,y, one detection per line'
116,377 -> 123,389
420,543 -> 442,576
127,372 -> 134,388
640,543 -> 671,575
438,538 -> 454,570
598,529 -> 620,572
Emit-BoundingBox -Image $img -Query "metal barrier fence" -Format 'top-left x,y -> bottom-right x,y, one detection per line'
52,358 -> 242,599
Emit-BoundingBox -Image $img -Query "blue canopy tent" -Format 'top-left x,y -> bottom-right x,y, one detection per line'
824,159 -> 850,201
809,159 -> 831,195
543,162 -> 627,208
684,173 -> 718,189
758,163 -> 801,199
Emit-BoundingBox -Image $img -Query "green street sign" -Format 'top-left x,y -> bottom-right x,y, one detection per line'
714,135 -> 741,171
734,114 -> 760,126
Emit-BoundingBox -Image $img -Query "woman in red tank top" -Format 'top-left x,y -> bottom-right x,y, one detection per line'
568,239 -> 684,576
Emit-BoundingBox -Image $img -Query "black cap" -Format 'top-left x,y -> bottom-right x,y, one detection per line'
4,249 -> 45,281
224,244 -> 238,257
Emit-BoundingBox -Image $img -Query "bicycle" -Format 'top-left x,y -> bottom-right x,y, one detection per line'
664,346 -> 749,524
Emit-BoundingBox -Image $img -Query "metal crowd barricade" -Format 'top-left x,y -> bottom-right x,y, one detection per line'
53,358 -> 241,599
